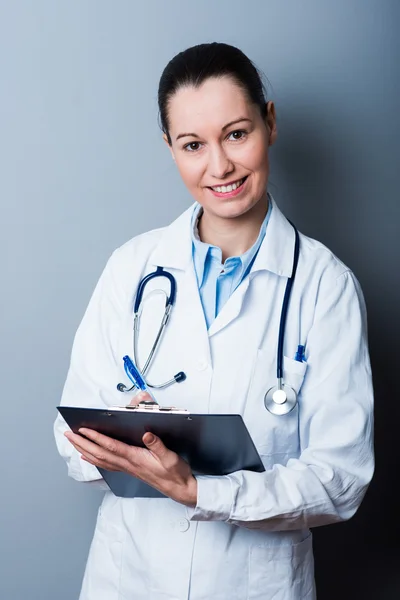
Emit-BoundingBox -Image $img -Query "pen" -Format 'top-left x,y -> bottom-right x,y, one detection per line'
294,345 -> 306,363
122,355 -> 158,403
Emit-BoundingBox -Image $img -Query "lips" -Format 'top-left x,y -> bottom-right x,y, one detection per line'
208,176 -> 248,194
206,175 -> 249,199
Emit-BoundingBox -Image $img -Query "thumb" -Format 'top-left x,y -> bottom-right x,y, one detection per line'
142,432 -> 168,458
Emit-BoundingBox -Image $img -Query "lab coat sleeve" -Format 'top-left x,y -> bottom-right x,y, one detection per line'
54,249 -> 126,489
189,270 -> 374,530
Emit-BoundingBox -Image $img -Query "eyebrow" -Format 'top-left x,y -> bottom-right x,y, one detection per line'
175,117 -> 252,141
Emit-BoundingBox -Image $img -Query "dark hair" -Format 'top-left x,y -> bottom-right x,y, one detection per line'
158,42 -> 267,144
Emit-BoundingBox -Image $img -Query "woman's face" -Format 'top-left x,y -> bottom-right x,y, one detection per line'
165,76 -> 277,220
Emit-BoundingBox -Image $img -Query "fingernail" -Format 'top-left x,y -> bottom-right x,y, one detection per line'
146,434 -> 155,444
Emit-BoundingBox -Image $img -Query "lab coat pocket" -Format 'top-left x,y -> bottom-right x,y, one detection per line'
244,352 -> 307,461
79,505 -> 125,600
247,533 -> 315,600
282,355 -> 308,392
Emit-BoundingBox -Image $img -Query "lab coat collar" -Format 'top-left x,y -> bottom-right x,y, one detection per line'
148,195 -> 296,278
148,204 -> 195,271
251,195 -> 296,278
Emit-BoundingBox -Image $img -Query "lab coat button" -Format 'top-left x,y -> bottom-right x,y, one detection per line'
197,360 -> 208,371
178,518 -> 190,532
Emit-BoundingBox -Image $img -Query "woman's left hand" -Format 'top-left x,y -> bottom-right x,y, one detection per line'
64,425 -> 198,507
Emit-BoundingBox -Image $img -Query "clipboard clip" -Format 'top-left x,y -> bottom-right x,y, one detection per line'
125,399 -> 190,414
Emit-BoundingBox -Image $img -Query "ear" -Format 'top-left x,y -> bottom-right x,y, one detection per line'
265,101 -> 277,146
163,133 -> 176,161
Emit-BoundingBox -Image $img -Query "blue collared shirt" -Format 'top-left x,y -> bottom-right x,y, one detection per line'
191,200 -> 272,328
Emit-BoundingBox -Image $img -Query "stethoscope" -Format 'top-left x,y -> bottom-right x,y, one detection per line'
264,222 -> 300,415
117,222 -> 301,416
117,266 -> 187,393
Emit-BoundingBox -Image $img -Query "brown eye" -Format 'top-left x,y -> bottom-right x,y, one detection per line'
184,141 -> 201,152
228,130 -> 246,141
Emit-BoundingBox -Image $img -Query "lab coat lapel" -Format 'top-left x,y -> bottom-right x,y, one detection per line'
177,262 -> 211,363
208,196 -> 296,337
207,278 -> 251,337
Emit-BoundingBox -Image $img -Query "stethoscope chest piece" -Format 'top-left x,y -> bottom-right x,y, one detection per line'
264,383 -> 297,415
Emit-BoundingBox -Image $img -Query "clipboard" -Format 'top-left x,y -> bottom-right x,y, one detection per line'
57,404 -> 265,498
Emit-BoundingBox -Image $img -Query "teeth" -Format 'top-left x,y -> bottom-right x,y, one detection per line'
212,178 -> 244,193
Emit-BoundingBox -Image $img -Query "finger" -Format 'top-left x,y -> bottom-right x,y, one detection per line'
65,430 -> 124,464
64,431 -> 98,454
142,432 -> 169,461
65,431 -> 136,474
79,450 -> 105,467
80,453 -> 122,472
78,428 -> 130,458
76,440 -> 131,472
129,391 -> 153,406
67,437 -> 103,465
65,432 -> 106,460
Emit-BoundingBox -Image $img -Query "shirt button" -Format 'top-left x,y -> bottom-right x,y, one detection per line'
178,518 -> 190,533
197,360 -> 209,371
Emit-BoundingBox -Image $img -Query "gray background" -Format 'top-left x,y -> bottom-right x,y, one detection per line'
1,1 -> 399,598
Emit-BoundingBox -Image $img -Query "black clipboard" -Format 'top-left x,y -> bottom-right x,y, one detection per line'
57,405 -> 265,498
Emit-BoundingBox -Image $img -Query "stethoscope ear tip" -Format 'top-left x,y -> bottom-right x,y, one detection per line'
174,372 -> 186,383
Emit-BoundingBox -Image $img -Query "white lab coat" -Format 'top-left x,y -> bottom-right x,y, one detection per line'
54,196 -> 374,600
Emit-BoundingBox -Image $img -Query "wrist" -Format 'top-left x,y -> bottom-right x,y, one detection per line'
185,476 -> 198,507
174,475 -> 197,507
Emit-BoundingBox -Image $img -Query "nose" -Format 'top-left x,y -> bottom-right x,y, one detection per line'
208,144 -> 234,180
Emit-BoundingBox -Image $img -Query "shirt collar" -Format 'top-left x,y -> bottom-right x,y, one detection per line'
148,194 -> 296,279
191,198 -> 272,287
191,206 -> 209,286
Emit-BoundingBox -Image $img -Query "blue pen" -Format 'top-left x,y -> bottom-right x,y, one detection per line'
122,355 -> 158,402
294,345 -> 306,363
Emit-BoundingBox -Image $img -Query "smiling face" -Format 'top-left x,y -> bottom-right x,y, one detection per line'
165,76 -> 277,221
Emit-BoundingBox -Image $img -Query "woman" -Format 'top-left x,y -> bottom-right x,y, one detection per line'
54,42 -> 374,599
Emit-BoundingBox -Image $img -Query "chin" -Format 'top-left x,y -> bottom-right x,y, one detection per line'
212,198 -> 261,220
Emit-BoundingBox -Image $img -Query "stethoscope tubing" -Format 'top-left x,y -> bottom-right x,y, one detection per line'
276,222 -> 300,380
134,266 -> 176,313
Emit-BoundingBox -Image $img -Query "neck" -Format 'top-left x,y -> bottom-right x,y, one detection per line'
198,193 -> 269,262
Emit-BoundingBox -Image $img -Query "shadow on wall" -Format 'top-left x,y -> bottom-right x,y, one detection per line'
271,111 -> 400,600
